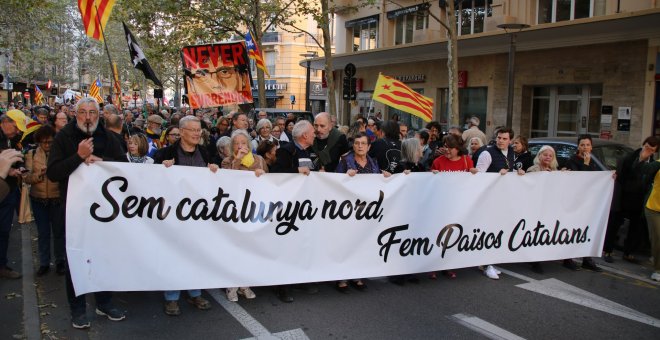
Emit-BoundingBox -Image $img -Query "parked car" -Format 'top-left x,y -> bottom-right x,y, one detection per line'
248,108 -> 313,123
528,137 -> 634,170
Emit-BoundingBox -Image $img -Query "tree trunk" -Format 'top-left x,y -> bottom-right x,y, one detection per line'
254,2 -> 267,109
446,1 -> 459,126
321,1 -> 336,120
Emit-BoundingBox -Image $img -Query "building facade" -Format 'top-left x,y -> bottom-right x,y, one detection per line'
249,15 -> 327,113
325,0 -> 660,145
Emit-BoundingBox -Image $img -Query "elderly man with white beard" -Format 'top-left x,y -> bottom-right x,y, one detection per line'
47,97 -> 127,330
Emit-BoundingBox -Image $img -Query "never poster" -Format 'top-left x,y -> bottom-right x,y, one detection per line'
181,42 -> 253,109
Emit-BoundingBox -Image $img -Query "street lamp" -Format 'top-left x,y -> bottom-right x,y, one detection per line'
299,51 -> 318,112
497,23 -> 529,129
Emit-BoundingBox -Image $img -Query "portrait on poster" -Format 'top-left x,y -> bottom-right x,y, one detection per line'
181,42 -> 253,109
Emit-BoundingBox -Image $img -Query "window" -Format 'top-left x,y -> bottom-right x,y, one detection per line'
265,51 -> 276,76
353,22 -> 378,51
394,12 -> 428,45
537,0 -> 603,24
456,0 -> 491,36
437,87 -> 488,131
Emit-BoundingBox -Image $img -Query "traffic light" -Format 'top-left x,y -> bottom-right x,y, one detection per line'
342,77 -> 357,100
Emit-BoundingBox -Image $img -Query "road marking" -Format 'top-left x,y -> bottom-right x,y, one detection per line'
597,263 -> 660,286
206,289 -> 310,340
450,313 -> 526,340
494,266 -> 660,329
21,224 -> 41,340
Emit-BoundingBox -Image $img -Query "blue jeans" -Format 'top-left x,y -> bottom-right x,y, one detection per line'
0,187 -> 20,268
164,290 -> 201,301
31,198 -> 65,267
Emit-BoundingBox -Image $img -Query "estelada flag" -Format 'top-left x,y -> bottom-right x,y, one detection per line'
78,0 -> 116,42
34,85 -> 45,105
89,78 -> 104,103
372,73 -> 434,122
245,31 -> 269,77
123,22 -> 163,87
181,42 -> 253,109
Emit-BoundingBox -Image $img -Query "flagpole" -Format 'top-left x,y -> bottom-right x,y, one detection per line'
94,1 -> 117,100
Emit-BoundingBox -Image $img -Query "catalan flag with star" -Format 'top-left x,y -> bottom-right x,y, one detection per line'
89,78 -> 104,103
372,73 -> 434,122
34,85 -> 45,105
245,31 -> 269,77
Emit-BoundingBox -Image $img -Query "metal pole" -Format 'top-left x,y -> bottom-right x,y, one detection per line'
505,33 -> 516,129
305,60 -> 311,112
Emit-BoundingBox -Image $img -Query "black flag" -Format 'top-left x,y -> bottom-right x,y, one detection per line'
122,22 -> 162,87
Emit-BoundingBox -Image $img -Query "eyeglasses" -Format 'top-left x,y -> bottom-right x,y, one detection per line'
194,67 -> 239,79
168,133 -> 180,137
181,127 -> 202,134
77,110 -> 98,117
354,141 -> 369,146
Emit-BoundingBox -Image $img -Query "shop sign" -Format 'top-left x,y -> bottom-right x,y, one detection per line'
344,14 -> 379,28
394,74 -> 426,83
386,3 -> 429,19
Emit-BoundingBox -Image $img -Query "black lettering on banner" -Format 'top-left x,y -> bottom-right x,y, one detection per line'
90,176 -> 171,222
508,219 -> 591,251
436,223 -> 502,258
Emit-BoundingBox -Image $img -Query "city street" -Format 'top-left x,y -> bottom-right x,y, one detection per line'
1,220 -> 659,340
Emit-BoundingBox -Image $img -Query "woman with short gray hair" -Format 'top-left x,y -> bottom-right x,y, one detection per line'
252,118 -> 277,150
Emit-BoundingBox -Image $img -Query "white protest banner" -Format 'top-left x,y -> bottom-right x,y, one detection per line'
66,162 -> 614,295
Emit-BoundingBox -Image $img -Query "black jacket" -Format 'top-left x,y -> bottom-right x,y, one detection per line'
47,121 -> 127,199
152,140 -> 211,166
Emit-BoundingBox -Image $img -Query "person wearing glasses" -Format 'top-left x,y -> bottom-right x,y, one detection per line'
163,126 -> 181,147
153,115 -> 217,316
46,97 -> 128,329
24,126 -> 65,277
185,56 -> 251,107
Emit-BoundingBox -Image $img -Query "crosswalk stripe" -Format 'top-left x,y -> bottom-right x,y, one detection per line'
206,289 -> 310,340
450,313 -> 527,340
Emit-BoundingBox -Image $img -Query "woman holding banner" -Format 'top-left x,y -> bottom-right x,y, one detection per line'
221,129 -> 267,301
335,132 -> 389,292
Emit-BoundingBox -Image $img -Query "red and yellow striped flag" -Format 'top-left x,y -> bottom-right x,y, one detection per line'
34,85 -> 45,105
245,31 -> 270,77
89,78 -> 104,103
78,0 -> 116,41
372,74 -> 434,122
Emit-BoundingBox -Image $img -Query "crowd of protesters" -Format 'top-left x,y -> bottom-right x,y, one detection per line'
1,99 -> 659,329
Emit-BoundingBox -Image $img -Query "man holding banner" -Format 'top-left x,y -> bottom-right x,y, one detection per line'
47,97 -> 127,329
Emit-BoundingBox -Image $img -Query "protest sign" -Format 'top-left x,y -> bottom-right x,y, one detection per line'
181,42 -> 253,109
66,162 -> 613,295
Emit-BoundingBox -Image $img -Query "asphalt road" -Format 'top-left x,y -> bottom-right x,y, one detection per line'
2,222 -> 659,340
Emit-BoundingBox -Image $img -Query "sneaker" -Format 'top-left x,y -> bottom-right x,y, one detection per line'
484,265 -> 499,280
582,258 -> 603,272
95,305 -> 126,321
563,259 -> 581,271
238,287 -> 256,299
71,313 -> 90,329
164,300 -> 181,316
651,272 -> 660,282
187,296 -> 211,310
226,288 -> 238,302
603,252 -> 614,263
0,266 -> 22,279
